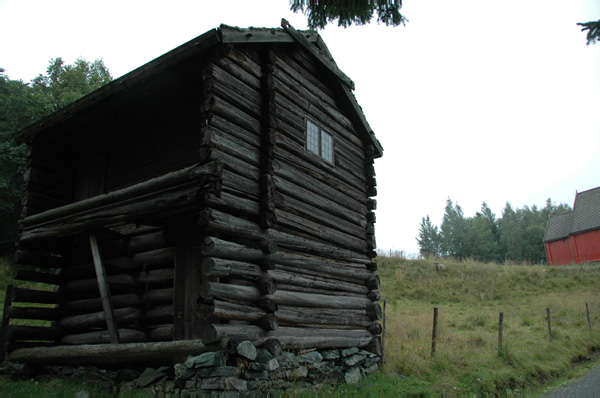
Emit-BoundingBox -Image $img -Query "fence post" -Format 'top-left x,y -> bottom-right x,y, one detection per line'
382,300 -> 387,366
586,303 -> 592,331
546,307 -> 552,341
498,312 -> 504,354
431,307 -> 438,357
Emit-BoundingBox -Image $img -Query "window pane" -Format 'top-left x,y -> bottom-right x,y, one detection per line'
321,130 -> 334,164
306,120 -> 320,155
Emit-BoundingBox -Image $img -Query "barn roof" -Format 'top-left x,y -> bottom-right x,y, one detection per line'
570,186 -> 600,235
543,211 -> 572,243
14,19 -> 382,158
544,186 -> 600,243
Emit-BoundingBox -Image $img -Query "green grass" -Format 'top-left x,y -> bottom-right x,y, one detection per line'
1,256 -> 600,396
370,256 -> 600,395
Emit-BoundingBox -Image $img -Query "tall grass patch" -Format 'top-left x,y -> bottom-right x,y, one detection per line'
377,257 -> 600,394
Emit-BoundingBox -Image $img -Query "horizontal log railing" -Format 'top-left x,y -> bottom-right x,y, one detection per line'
18,161 -> 223,243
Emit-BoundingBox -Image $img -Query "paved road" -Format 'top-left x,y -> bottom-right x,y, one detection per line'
545,365 -> 600,397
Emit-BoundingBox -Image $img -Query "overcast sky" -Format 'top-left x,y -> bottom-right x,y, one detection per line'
1,0 -> 599,256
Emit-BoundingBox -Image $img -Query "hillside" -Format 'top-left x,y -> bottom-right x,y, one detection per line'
372,256 -> 600,394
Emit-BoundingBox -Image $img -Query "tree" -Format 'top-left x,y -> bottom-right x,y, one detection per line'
577,20 -> 600,45
0,59 -> 112,252
440,198 -> 469,258
417,215 -> 441,257
0,72 -> 50,251
31,57 -> 112,111
290,0 -> 407,29
497,202 -> 522,262
464,203 -> 500,262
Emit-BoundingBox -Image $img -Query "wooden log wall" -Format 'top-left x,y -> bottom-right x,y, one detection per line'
194,43 -> 381,353
7,41 -> 382,359
21,146 -> 75,219
3,224 -> 177,356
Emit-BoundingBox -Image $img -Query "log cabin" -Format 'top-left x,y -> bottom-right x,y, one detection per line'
1,20 -> 383,368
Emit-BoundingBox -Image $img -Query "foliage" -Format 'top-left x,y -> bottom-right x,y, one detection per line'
0,60 -> 112,253
416,215 -> 441,257
577,20 -> 600,45
31,57 -> 112,111
417,198 -> 571,263
290,0 -> 407,29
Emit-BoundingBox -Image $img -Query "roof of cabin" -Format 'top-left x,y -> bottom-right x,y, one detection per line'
14,19 -> 383,158
543,186 -> 600,243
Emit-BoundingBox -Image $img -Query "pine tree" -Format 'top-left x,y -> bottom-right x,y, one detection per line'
417,215 -> 441,257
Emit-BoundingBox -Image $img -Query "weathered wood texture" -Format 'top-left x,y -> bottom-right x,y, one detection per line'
18,162 -> 223,244
7,39 -> 381,359
202,325 -> 373,349
6,340 -> 218,365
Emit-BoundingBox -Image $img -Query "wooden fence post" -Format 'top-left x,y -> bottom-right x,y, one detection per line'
586,303 -> 591,331
546,307 -> 552,341
431,307 -> 438,357
498,312 -> 504,354
382,300 -> 387,366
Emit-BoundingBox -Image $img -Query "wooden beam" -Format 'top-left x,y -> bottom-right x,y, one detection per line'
280,19 -> 355,90
21,161 -> 223,229
89,233 -> 120,344
220,25 -> 319,44
6,340 -> 219,365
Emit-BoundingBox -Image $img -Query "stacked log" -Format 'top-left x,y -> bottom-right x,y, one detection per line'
191,45 -> 381,354
3,224 -> 178,355
4,42 -> 382,363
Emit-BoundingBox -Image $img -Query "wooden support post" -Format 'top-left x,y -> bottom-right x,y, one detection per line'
546,307 -> 552,341
89,233 -> 120,344
174,222 -> 204,341
431,307 -> 438,357
498,312 -> 503,354
586,303 -> 592,331
0,286 -> 12,360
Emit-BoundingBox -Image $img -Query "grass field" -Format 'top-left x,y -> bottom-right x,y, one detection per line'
1,255 -> 600,396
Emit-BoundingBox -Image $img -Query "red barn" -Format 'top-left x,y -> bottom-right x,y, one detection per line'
544,187 -> 600,265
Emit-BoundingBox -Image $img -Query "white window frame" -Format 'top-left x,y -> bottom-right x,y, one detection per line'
306,119 -> 334,165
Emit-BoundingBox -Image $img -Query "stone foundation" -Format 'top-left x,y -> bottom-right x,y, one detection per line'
0,341 -> 381,395
175,342 -> 381,393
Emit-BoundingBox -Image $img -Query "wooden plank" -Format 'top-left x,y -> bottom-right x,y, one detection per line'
221,25 -> 319,44
274,209 -> 368,252
8,286 -> 64,304
22,161 -> 223,229
59,307 -> 141,331
200,282 -> 372,310
19,184 -> 215,243
89,233 -> 120,344
274,132 -> 366,194
6,339 -> 218,365
173,221 -> 204,340
8,306 -> 63,321
203,324 -> 373,348
62,293 -> 142,314
12,269 -> 63,285
281,19 -> 354,90
60,329 -> 145,345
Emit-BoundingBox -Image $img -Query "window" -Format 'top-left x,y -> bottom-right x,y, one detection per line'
306,119 -> 334,164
